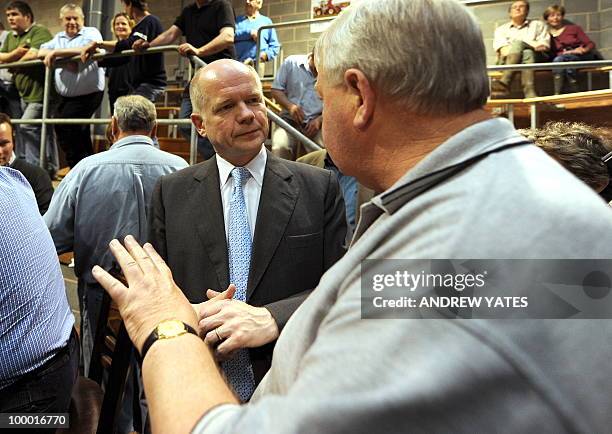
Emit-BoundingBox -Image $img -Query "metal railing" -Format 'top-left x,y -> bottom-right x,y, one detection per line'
4,32 -> 609,167
488,59 -> 612,72
1,44 -> 321,168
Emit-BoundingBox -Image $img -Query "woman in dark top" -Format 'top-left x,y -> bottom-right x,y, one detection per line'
544,4 -> 596,94
81,0 -> 166,103
98,12 -> 133,112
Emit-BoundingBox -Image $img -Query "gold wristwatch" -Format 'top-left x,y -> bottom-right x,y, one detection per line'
141,319 -> 197,359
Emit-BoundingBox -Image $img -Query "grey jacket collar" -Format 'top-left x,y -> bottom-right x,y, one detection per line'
374,117 -> 530,214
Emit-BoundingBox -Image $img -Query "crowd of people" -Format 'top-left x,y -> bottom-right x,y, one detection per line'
0,0 -> 281,175
493,0 -> 599,97
1,0 -> 612,433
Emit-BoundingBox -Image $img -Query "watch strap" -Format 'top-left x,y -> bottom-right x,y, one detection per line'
141,321 -> 197,360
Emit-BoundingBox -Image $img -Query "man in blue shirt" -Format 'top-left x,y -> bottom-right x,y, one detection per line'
45,94 -> 188,433
234,0 -> 280,75
271,52 -> 324,160
0,166 -> 78,415
38,4 -> 104,168
44,95 -> 188,375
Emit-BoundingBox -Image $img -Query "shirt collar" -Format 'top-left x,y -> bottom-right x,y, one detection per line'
298,55 -> 315,76
110,134 -> 155,150
9,151 -> 16,165
510,19 -> 530,29
59,28 -> 84,39
217,146 -> 267,189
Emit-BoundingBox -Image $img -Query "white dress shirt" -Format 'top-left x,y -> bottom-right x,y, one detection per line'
217,146 -> 267,240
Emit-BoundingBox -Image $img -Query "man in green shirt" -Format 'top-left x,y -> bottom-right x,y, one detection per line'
0,1 -> 57,175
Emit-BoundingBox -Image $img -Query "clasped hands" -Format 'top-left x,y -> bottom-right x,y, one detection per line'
91,235 -> 280,362
193,286 -> 280,361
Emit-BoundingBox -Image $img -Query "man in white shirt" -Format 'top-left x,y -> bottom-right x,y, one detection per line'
38,4 -> 104,168
147,59 -> 347,402
492,0 -> 549,98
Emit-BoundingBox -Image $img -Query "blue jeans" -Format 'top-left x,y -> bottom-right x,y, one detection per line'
179,88 -> 215,160
18,101 -> 59,175
552,53 -> 595,78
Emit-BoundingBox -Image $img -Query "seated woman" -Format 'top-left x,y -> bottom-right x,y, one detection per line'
544,4 -> 596,94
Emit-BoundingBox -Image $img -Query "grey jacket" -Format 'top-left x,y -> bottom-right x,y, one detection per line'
194,118 -> 612,433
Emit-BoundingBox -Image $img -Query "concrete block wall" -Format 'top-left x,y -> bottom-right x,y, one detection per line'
229,0 -> 612,65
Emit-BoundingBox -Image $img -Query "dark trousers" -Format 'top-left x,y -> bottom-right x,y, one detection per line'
55,91 -> 104,168
0,328 -> 79,434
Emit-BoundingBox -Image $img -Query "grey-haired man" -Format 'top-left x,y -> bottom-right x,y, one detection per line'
93,0 -> 612,432
44,95 -> 187,373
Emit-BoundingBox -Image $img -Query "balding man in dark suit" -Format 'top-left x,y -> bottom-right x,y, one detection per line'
148,60 -> 346,401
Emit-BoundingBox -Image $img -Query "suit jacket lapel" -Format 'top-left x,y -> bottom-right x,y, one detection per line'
248,153 -> 299,299
191,156 -> 230,291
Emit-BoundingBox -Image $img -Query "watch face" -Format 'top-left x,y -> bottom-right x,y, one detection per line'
157,320 -> 187,339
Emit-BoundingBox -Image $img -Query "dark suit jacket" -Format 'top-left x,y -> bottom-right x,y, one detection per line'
10,158 -> 53,215
148,151 -> 347,383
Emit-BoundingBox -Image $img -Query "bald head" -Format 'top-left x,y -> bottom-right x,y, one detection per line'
189,59 -> 269,166
190,59 -> 262,115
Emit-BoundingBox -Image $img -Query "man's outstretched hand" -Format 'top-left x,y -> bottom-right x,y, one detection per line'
92,235 -> 198,355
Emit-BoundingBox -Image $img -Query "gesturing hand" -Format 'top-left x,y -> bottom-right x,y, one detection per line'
92,235 -> 198,355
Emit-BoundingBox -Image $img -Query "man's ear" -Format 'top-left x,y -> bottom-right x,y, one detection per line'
150,122 -> 158,140
111,116 -> 119,141
191,113 -> 207,137
344,68 -> 375,130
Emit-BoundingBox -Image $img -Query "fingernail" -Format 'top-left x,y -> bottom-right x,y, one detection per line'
109,239 -> 119,247
92,265 -> 100,274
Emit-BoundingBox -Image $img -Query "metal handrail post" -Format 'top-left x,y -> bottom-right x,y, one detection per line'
38,65 -> 53,169
188,55 -> 208,165
254,17 -> 335,72
189,125 -> 197,165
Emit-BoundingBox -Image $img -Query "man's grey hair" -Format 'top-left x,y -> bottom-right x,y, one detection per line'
189,62 -> 262,115
59,3 -> 84,19
314,0 -> 489,115
113,95 -> 157,133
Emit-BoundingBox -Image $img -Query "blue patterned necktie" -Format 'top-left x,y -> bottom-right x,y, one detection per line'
223,167 -> 256,401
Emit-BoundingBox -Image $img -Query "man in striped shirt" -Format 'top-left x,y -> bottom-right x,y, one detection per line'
0,166 -> 78,416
